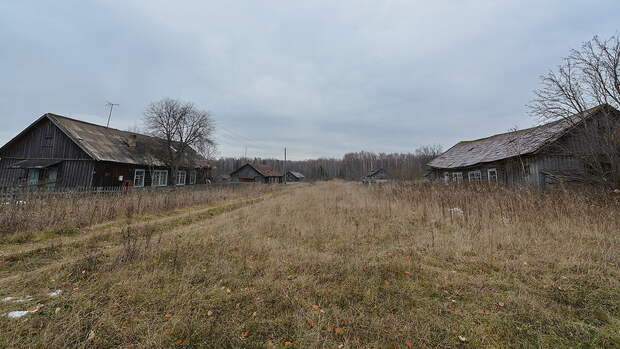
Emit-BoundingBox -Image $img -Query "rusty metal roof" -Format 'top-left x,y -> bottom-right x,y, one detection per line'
48,114 -> 208,167
427,105 -> 608,169
232,163 -> 282,177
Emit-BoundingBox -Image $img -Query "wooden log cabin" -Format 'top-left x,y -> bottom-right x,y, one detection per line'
0,113 -> 210,190
426,104 -> 620,189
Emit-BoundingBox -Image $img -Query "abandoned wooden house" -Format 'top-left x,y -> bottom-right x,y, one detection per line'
0,113 -> 210,190
362,168 -> 386,183
285,171 -> 305,182
427,104 -> 620,189
230,163 -> 283,183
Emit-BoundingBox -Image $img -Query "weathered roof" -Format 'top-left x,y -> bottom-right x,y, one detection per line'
47,114 -> 208,167
287,171 -> 305,179
231,163 -> 282,177
365,168 -> 384,177
427,105 -> 611,169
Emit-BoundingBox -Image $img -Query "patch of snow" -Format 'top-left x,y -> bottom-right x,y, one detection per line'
7,311 -> 30,318
47,289 -> 63,297
449,207 -> 464,215
1,295 -> 33,303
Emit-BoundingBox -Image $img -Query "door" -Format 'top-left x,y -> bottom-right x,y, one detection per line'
46,167 -> 58,191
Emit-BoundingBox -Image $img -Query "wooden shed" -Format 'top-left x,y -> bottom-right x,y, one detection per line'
285,171 -> 305,182
230,163 -> 283,183
0,113 -> 210,190
427,104 -> 620,189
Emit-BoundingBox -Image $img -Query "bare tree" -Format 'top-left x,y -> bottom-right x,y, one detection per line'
143,98 -> 215,184
529,35 -> 620,187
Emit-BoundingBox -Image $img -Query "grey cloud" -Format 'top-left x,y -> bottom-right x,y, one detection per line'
1,1 -> 619,160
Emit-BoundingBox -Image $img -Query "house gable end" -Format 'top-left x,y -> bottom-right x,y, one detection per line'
0,115 -> 92,160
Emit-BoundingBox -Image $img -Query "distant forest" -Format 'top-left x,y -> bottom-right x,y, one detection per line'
211,146 -> 442,181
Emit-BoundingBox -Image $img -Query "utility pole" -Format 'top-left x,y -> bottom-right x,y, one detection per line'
105,101 -> 119,128
283,147 -> 287,184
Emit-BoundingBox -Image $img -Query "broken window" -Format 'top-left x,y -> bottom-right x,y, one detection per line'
488,168 -> 498,182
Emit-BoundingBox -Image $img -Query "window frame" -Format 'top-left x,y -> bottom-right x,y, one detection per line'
487,168 -> 498,183
152,170 -> 168,187
134,169 -> 145,187
443,172 -> 450,183
189,170 -> 197,185
176,170 -> 187,186
453,172 -> 463,183
468,170 -> 482,183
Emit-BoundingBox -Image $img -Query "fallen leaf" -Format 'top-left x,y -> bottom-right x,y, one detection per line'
384,280 -> 391,286
404,271 -> 412,275
266,339 -> 275,346
338,344 -> 344,348
207,310 -> 213,316
311,305 -> 321,311
324,327 -> 333,332
175,337 -> 184,345
241,331 -> 250,338
497,302 -> 506,307
87,330 -> 95,341
405,339 -> 413,348
164,313 -> 173,318
479,309 -> 491,315
283,341 -> 294,346
334,327 -> 344,334
252,311 -> 257,317
305,320 -> 313,329
26,305 -> 42,312
458,335 -> 467,342
163,328 -> 172,334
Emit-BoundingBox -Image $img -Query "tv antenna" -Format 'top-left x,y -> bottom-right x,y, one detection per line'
105,101 -> 119,128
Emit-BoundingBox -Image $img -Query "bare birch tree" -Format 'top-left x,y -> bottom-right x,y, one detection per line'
529,35 -> 620,187
143,98 -> 215,184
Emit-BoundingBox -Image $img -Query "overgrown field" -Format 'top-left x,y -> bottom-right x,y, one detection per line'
0,184 -> 277,240
0,181 -> 618,348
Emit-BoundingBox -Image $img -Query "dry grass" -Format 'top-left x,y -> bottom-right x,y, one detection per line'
0,181 -> 618,348
0,184 -> 277,241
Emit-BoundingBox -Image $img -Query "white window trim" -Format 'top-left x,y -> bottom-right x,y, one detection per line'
152,170 -> 168,187
488,168 -> 498,183
189,170 -> 197,185
443,172 -> 450,183
176,170 -> 186,186
468,170 -> 482,183
134,169 -> 145,187
453,172 -> 463,183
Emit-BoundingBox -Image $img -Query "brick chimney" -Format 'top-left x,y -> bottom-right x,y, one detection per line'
128,134 -> 137,147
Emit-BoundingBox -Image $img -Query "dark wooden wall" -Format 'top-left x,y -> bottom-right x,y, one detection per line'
1,118 -> 90,159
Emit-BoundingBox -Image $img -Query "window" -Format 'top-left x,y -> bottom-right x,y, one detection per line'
189,170 -> 197,185
152,170 -> 168,187
488,168 -> 498,183
468,170 -> 482,183
443,172 -> 450,183
134,169 -> 145,187
453,172 -> 463,183
176,170 -> 186,186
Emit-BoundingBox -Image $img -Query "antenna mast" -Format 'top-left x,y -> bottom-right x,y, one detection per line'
105,101 -> 119,128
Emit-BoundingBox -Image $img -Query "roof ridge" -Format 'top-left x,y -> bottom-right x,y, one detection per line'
47,113 -> 151,138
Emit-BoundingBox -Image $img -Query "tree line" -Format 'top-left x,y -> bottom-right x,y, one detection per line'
211,146 -> 442,181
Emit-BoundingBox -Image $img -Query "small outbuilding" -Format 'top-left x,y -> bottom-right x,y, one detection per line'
230,163 -> 283,183
285,171 -> 305,182
362,168 -> 386,183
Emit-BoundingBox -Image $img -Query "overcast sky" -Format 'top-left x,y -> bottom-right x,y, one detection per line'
1,1 -> 618,160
